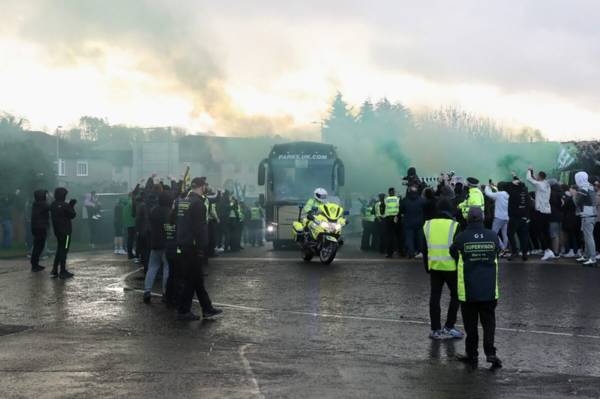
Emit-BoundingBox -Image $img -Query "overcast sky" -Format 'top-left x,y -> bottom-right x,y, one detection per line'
1,0 -> 599,140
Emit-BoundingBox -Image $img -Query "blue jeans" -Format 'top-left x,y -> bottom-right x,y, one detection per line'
144,249 -> 170,294
404,225 -> 424,257
1,219 -> 12,248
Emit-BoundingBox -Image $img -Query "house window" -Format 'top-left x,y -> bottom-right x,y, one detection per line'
76,160 -> 88,177
57,159 -> 66,176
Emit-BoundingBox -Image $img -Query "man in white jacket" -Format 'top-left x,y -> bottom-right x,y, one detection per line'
484,182 -> 510,253
526,167 -> 556,260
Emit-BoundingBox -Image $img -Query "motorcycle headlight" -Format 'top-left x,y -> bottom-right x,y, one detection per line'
320,221 -> 331,230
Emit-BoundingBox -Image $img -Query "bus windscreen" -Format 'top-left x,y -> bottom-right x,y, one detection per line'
271,159 -> 334,202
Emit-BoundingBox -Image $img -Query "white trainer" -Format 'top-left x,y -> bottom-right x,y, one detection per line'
541,250 -> 555,261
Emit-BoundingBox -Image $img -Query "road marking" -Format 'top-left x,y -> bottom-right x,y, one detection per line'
215,303 -> 600,340
239,343 -> 264,399
213,257 -> 399,263
121,270 -> 600,341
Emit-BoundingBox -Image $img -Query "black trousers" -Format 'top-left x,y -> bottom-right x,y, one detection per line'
248,220 -> 262,246
534,211 -> 551,251
227,219 -> 242,251
87,216 -> 97,245
137,233 -> 150,273
429,270 -> 459,331
508,217 -> 529,256
372,220 -> 384,253
178,246 -> 213,314
52,233 -> 71,273
207,221 -> 217,256
361,221 -> 374,250
216,221 -> 225,248
31,228 -> 47,269
461,300 -> 497,358
165,247 -> 181,305
384,217 -> 400,256
594,222 -> 600,253
126,227 -> 136,258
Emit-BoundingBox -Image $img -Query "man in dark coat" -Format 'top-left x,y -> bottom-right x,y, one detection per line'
401,183 -> 426,258
30,190 -> 50,272
50,187 -> 77,279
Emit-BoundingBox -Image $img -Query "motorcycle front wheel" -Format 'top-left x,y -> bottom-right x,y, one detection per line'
319,241 -> 338,264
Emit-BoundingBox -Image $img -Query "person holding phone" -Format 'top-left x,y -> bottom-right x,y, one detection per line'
50,187 -> 77,279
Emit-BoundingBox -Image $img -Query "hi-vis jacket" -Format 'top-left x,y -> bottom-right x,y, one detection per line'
423,218 -> 458,272
459,187 -> 485,219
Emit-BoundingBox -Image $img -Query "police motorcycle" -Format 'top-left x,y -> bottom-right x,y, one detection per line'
291,198 -> 347,264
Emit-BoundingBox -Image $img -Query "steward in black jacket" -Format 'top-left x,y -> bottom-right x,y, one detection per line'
175,177 -> 221,321
450,206 -> 502,368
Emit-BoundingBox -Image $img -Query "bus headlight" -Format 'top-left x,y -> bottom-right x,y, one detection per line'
267,225 -> 275,233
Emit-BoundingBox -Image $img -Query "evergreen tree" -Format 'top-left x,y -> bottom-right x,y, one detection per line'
322,92 -> 355,145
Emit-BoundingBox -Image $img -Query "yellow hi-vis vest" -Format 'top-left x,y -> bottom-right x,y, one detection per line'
423,218 -> 458,271
374,201 -> 384,218
384,196 -> 400,217
459,187 -> 485,218
362,206 -> 375,222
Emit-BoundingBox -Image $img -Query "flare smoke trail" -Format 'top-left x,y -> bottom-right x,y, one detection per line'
3,0 -> 295,135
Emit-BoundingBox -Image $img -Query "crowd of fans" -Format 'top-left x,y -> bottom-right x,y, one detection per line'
112,175 -> 265,263
105,175 -> 263,315
361,166 -> 600,266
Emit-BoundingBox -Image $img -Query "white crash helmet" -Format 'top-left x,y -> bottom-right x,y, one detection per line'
314,187 -> 328,201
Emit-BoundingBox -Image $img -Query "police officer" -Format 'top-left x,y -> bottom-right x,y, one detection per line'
207,193 -> 220,257
175,177 -> 222,321
458,177 -> 485,223
422,199 -> 463,340
450,206 -> 502,368
249,202 -> 264,247
384,187 -> 401,258
373,193 -> 386,253
360,199 -> 376,251
227,198 -> 242,252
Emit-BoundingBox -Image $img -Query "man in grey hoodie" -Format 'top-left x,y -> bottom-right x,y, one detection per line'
572,171 -> 597,266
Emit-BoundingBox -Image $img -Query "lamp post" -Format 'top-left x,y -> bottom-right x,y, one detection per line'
56,125 -> 63,176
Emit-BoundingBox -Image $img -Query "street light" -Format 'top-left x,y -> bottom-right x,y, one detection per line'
56,125 -> 63,176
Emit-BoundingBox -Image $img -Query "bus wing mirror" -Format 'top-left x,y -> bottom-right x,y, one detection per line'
259,193 -> 265,207
258,159 -> 267,186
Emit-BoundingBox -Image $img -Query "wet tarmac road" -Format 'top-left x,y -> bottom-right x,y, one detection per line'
1,242 -> 600,398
